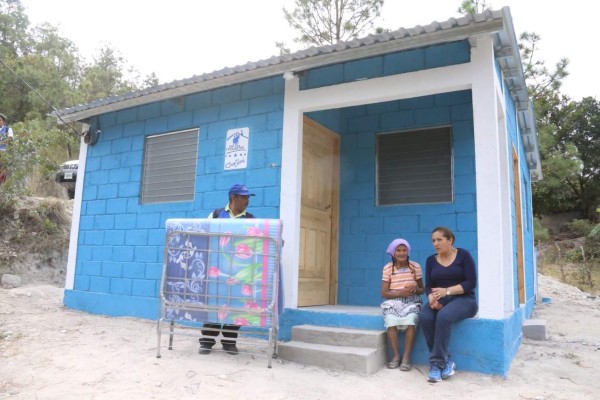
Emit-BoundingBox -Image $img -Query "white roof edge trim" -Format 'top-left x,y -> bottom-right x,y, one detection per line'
498,6 -> 542,181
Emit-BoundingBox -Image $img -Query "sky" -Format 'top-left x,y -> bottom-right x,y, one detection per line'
19,0 -> 599,101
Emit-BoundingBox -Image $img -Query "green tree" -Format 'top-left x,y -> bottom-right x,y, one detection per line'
79,45 -> 158,103
511,22 -> 578,218
557,98 -> 600,218
456,2 -> 588,219
283,0 -> 384,47
29,23 -> 81,109
0,0 -> 31,120
0,0 -> 161,200
517,32 -> 599,219
519,32 -> 569,102
79,46 -> 129,102
530,92 -> 581,216
1,0 -> 159,120
457,0 -> 491,15
0,120 -> 77,206
0,0 -> 29,56
10,23 -> 83,121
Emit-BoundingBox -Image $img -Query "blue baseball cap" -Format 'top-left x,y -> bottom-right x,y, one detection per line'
228,184 -> 255,196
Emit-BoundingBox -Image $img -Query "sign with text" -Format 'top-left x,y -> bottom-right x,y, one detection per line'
224,127 -> 249,170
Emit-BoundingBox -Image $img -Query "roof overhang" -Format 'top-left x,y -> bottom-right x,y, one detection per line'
493,8 -> 542,181
54,7 -> 541,181
54,18 -> 504,123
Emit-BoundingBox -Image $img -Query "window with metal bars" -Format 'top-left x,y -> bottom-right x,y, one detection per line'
376,127 -> 453,205
141,128 -> 199,204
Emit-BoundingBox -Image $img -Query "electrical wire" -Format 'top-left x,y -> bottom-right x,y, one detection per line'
0,57 -> 83,137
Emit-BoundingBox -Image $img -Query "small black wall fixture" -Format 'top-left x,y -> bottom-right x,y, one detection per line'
83,128 -> 101,145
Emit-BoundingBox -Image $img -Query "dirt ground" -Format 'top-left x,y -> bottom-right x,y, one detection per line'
1,198 -> 599,399
1,274 -> 599,400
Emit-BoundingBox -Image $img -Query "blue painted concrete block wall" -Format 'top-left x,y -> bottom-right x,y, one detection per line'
300,41 -> 470,90
309,90 -> 477,307
65,77 -> 285,318
301,41 -> 475,307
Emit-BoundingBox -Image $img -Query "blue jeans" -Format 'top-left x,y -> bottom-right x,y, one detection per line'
419,296 -> 478,367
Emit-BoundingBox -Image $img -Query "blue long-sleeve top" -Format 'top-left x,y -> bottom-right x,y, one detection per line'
425,248 -> 477,305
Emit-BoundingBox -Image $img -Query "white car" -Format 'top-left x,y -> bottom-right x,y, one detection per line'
55,160 -> 78,199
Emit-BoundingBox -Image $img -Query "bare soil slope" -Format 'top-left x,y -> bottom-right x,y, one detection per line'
0,197 -> 70,286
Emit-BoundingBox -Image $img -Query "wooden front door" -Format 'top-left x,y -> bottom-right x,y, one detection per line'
298,117 -> 339,306
513,147 -> 525,304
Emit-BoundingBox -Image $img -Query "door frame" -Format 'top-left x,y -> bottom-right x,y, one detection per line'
512,146 -> 525,304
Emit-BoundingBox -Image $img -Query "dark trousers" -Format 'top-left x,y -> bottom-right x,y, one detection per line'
200,323 -> 240,346
419,296 -> 478,367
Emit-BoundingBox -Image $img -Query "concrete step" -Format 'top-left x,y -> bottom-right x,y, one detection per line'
278,340 -> 383,374
291,324 -> 385,348
278,324 -> 387,374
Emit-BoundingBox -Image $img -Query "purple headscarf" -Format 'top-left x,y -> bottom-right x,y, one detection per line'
386,238 -> 411,258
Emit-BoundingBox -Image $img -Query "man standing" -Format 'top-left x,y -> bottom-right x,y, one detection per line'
208,183 -> 255,220
0,113 -> 13,152
199,183 -> 255,355
0,113 -> 13,184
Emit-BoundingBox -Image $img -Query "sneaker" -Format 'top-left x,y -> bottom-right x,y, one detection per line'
198,343 -> 213,355
222,343 -> 239,355
442,359 -> 456,379
428,365 -> 442,383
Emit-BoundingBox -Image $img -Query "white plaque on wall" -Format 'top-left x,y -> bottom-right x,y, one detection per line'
224,127 -> 249,170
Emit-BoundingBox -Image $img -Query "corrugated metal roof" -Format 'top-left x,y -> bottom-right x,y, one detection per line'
55,8 -> 507,122
54,6 -> 541,180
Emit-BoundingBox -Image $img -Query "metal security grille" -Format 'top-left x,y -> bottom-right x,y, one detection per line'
376,127 -> 453,205
141,129 -> 199,204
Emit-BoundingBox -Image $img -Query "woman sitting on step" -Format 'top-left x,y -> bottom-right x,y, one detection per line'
420,226 -> 478,383
380,238 -> 424,371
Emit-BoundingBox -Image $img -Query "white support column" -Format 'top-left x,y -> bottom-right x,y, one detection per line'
65,136 -> 88,290
280,75 -> 303,308
498,107 -> 516,314
471,36 -> 509,319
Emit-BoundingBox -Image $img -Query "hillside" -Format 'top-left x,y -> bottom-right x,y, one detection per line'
0,196 -> 71,286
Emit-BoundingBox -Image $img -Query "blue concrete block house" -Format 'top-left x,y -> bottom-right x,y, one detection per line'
56,8 -> 541,375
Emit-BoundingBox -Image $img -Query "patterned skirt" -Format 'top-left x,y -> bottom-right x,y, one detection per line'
381,295 -> 422,329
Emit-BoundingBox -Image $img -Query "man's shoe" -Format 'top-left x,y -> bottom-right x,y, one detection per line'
428,365 -> 442,383
222,343 -> 239,355
198,343 -> 213,355
441,359 -> 456,379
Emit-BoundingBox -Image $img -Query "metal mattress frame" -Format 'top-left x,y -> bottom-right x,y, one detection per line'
156,219 -> 282,367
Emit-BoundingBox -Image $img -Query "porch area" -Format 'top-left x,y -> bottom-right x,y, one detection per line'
278,305 -> 524,376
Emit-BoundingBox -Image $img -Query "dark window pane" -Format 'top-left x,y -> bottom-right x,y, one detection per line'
141,129 -> 199,204
376,127 -> 453,205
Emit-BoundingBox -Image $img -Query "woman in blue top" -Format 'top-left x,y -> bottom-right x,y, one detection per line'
420,227 -> 478,383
